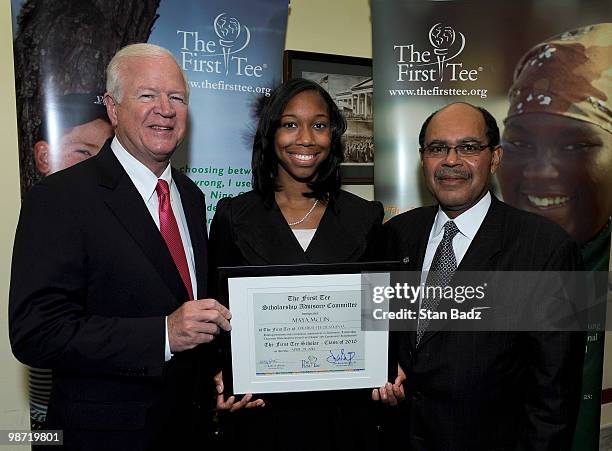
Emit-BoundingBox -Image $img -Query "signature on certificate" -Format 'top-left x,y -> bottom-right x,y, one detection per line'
326,349 -> 356,366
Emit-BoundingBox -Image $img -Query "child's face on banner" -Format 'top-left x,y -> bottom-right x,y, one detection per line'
34,118 -> 113,176
500,113 -> 612,242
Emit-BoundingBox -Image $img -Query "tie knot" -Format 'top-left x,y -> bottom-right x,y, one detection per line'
443,221 -> 459,239
156,179 -> 170,196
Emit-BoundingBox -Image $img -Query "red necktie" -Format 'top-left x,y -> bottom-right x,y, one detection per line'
156,179 -> 194,300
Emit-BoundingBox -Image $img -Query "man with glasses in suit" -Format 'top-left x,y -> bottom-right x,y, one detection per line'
374,102 -> 584,450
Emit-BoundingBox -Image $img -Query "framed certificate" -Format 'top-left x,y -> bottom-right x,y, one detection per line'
218,262 -> 399,395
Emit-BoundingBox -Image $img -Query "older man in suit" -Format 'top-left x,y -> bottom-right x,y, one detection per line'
374,102 -> 584,450
9,43 -> 230,450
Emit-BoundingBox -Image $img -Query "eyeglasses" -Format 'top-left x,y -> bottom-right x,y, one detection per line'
420,143 -> 490,158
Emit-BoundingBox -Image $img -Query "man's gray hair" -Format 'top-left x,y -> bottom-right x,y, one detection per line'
106,43 -> 189,102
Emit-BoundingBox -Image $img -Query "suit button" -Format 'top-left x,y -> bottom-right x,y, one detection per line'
402,256 -> 410,264
412,391 -> 423,401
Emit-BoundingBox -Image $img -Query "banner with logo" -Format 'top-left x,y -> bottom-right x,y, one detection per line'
11,0 -> 288,428
371,1 -> 611,449
12,0 -> 287,219
149,1 -> 288,222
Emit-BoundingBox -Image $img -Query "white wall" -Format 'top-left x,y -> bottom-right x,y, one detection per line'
286,0 -> 372,57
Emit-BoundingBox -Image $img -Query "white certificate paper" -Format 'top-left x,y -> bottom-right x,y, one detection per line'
227,272 -> 389,394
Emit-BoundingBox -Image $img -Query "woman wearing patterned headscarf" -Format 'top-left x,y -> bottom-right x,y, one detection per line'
498,23 -> 611,451
499,23 -> 611,262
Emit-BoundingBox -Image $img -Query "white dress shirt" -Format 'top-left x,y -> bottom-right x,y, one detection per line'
292,228 -> 317,251
111,137 -> 197,361
417,192 -> 491,328
422,191 -> 492,272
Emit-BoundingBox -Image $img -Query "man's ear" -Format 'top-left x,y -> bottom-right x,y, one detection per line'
490,145 -> 503,174
104,93 -> 119,127
33,140 -> 50,176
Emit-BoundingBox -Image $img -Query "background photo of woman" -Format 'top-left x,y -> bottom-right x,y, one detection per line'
498,23 -> 611,451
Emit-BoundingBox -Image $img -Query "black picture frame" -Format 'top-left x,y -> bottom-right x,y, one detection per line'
217,261 -> 402,396
283,50 -> 374,185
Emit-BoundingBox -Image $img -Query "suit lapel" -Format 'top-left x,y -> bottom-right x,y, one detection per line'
306,200 -> 362,263
235,196 -> 307,265
414,212 -> 436,271
405,208 -> 437,351
457,196 -> 504,271
173,169 -> 208,299
95,142 -> 189,305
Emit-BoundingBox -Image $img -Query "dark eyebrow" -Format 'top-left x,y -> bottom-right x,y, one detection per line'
280,113 -> 330,120
504,122 -> 530,134
425,139 -> 449,146
457,136 -> 485,143
555,125 -> 603,143
425,137 -> 485,146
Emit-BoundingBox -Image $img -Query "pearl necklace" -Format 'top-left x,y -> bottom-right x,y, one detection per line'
288,199 -> 319,227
